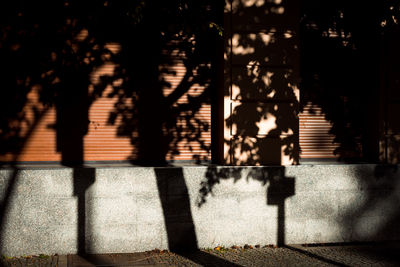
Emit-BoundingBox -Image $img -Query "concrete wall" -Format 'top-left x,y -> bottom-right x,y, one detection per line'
1,164 -> 400,256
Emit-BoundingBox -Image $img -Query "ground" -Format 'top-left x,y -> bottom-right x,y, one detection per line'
2,242 -> 400,266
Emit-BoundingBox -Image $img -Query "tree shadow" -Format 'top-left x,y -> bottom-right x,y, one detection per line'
198,166 -> 294,248
299,0 -> 389,162
1,0 -> 299,259
194,0 -> 300,251
100,1 -> 217,165
2,0 -> 399,265
0,1 -> 120,262
0,0 -> 228,263
223,0 -> 300,166
155,167 -> 242,266
198,0 -> 400,256
300,2 -> 400,260
0,1 -> 62,251
341,164 -> 400,242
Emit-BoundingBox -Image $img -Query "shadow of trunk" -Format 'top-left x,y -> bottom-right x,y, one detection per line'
0,167 -> 20,252
55,79 -> 101,264
72,167 -> 95,255
155,167 -> 198,252
0,106 -> 49,252
155,167 -> 242,266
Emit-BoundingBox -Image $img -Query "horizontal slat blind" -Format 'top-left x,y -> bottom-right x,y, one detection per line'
161,44 -> 211,161
299,104 -> 338,159
1,43 -> 211,162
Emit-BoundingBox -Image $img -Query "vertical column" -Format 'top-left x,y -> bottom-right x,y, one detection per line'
223,0 -> 300,165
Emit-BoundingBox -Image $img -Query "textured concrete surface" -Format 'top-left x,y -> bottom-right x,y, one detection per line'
2,243 -> 400,266
0,164 -> 400,256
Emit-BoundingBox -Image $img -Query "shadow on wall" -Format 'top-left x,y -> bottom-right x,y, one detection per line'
341,164 -> 400,243
150,0 -> 300,255
298,0 -> 400,247
1,0 -> 400,260
198,166 -> 294,247
155,167 -> 243,266
223,0 -> 300,165
298,1 -> 400,257
0,0 -> 218,164
199,0 -> 400,255
299,0 -> 400,163
0,0 -> 300,256
0,0 -> 219,258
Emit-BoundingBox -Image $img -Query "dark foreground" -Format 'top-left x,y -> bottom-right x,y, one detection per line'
2,242 -> 400,267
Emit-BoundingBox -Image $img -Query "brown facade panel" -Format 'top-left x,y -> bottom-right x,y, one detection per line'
1,45 -> 211,163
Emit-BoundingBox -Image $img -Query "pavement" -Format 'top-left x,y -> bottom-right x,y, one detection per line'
2,242 -> 400,267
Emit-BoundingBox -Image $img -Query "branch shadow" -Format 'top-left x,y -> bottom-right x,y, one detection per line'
0,1 -> 110,263
0,0 -> 224,264
223,0 -> 300,166
3,1 -> 400,265
301,1 -> 400,261
196,0 -> 299,252
299,0 -> 387,162
198,165 -> 294,248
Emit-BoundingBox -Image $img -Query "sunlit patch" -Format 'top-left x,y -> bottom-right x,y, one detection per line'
75,28 -> 88,42
255,113 -> 277,135
242,0 -> 265,8
392,15 -> 398,24
246,63 -> 259,77
284,31 -> 293,39
13,85 -> 59,162
85,84 -> 133,160
231,84 -> 241,99
281,128 -> 294,135
104,43 -> 121,54
320,28 -> 353,46
271,6 -> 285,14
51,77 -> 60,85
112,78 -> 124,87
232,137 -> 261,165
288,84 -> 300,101
232,34 -> 255,55
260,33 -> 272,45
262,71 -> 274,87
88,84 -> 95,95
248,60 -> 260,67
90,62 -> 116,86
249,34 -> 257,41
224,52 -> 229,61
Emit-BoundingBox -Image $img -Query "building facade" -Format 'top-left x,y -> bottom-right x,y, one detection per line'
2,0 -> 399,166
1,0 -> 400,257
